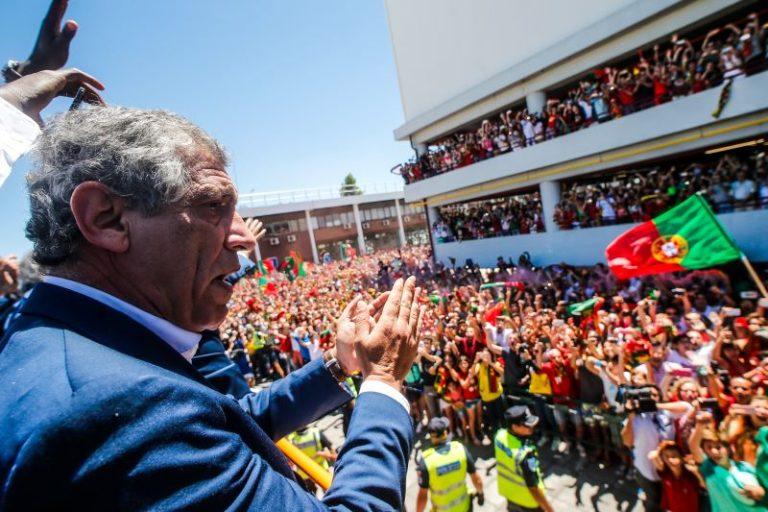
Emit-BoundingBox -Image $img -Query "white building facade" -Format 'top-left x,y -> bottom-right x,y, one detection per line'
385,0 -> 768,267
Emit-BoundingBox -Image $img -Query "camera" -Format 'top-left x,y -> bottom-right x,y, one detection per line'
624,387 -> 657,413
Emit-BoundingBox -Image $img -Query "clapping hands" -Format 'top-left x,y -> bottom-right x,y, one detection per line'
333,277 -> 425,390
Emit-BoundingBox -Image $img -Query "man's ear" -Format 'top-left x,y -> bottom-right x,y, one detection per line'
69,181 -> 130,254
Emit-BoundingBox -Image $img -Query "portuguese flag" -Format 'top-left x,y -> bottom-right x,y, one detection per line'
256,259 -> 275,275
606,195 -> 740,279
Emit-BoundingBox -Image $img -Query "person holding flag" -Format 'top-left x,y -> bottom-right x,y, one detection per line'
606,194 -> 766,299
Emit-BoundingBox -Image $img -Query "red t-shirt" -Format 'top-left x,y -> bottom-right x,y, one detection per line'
276,333 -> 291,354
659,467 -> 700,512
456,337 -> 483,362
456,369 -> 481,400
540,361 -> 576,401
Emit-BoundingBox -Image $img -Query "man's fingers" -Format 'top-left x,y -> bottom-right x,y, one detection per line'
411,305 -> 426,347
397,277 -> 417,325
64,68 -> 105,91
42,0 -> 69,35
339,296 -> 361,322
60,20 -> 78,42
380,278 -> 404,323
368,291 -> 389,320
354,301 -> 372,340
407,288 -> 422,335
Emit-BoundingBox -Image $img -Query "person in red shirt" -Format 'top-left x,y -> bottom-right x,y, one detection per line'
450,356 -> 482,445
649,441 -> 703,512
538,346 -> 582,455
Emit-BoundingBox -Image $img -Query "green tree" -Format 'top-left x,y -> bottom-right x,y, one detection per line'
340,173 -> 362,196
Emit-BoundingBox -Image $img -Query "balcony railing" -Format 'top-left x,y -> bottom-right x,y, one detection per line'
238,182 -> 403,209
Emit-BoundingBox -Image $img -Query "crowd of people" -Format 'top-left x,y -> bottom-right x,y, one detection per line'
432,192 -> 545,243
209,243 -> 768,511
427,146 -> 767,243
398,11 -> 768,185
556,147 -> 768,230
4,2 -> 768,510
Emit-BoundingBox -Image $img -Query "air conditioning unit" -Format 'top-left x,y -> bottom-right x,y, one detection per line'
286,234 -> 297,243
403,215 -> 411,222
362,222 -> 371,229
382,219 -> 391,226
343,223 -> 353,230
268,237 -> 280,246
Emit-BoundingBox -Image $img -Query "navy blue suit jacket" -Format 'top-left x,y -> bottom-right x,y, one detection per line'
192,332 -> 253,399
0,284 -> 413,510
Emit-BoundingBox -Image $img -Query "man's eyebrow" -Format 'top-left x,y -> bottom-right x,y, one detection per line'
186,183 -> 238,203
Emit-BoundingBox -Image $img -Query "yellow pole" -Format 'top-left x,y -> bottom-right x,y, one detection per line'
741,253 -> 768,299
276,437 -> 333,491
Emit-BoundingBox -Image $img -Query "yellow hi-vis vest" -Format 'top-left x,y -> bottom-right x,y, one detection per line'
422,441 -> 470,512
287,428 -> 329,479
344,377 -> 358,398
249,334 -> 266,352
494,430 -> 545,509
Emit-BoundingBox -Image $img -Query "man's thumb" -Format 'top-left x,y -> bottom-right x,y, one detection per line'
60,20 -> 78,43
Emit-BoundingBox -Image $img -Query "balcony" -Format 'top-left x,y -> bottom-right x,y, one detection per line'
405,71 -> 768,205
433,208 -> 768,268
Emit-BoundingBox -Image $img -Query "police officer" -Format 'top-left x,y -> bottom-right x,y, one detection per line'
286,425 -> 337,494
495,406 -> 554,512
416,417 -> 484,512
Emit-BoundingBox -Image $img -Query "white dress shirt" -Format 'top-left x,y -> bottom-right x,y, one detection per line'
0,96 -> 40,187
43,276 -> 201,361
42,276 -> 410,412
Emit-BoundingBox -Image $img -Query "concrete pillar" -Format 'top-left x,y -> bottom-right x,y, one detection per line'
426,205 -> 440,227
414,142 -> 428,157
539,180 -> 561,233
525,90 -> 547,114
394,199 -> 406,247
424,202 -> 440,260
352,203 -> 366,255
304,210 -> 319,264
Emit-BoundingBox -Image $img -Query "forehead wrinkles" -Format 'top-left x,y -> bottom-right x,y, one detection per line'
185,170 -> 237,203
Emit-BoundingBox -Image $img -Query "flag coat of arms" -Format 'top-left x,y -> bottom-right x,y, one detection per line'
605,195 -> 740,279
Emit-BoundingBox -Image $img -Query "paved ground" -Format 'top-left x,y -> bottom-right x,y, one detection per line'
311,410 -> 644,511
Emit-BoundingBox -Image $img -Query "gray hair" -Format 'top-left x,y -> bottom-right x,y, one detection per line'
26,106 -> 227,266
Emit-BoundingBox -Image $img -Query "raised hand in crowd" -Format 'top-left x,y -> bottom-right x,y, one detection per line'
11,0 -> 78,79
0,255 -> 19,295
245,218 -> 266,242
0,68 -> 104,126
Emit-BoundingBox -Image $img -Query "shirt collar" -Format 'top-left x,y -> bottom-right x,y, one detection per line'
43,276 -> 201,362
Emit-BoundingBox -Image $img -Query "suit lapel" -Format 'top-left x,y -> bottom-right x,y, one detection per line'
20,283 -> 299,481
20,283 -> 213,389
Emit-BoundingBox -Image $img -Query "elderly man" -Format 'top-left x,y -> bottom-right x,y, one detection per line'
0,72 -> 424,510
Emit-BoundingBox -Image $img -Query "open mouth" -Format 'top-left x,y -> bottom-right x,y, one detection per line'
214,274 -> 234,288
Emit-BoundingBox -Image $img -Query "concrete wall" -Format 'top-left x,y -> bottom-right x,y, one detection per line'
386,0 -> 640,122
404,71 -> 768,205
433,209 -> 768,268
387,0 -> 746,142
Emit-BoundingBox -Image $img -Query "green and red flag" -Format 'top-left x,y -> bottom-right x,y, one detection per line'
281,255 -> 307,281
258,276 -> 277,295
257,259 -> 275,275
567,297 -> 604,316
479,281 -> 525,291
606,195 -> 740,280
483,302 -> 505,326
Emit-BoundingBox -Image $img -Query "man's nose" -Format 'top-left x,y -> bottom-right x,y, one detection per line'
227,212 -> 256,253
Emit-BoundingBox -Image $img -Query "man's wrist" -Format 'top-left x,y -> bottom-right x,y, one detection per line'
363,373 -> 402,393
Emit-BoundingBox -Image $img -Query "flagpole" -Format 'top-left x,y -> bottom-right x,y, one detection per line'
741,252 -> 768,299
